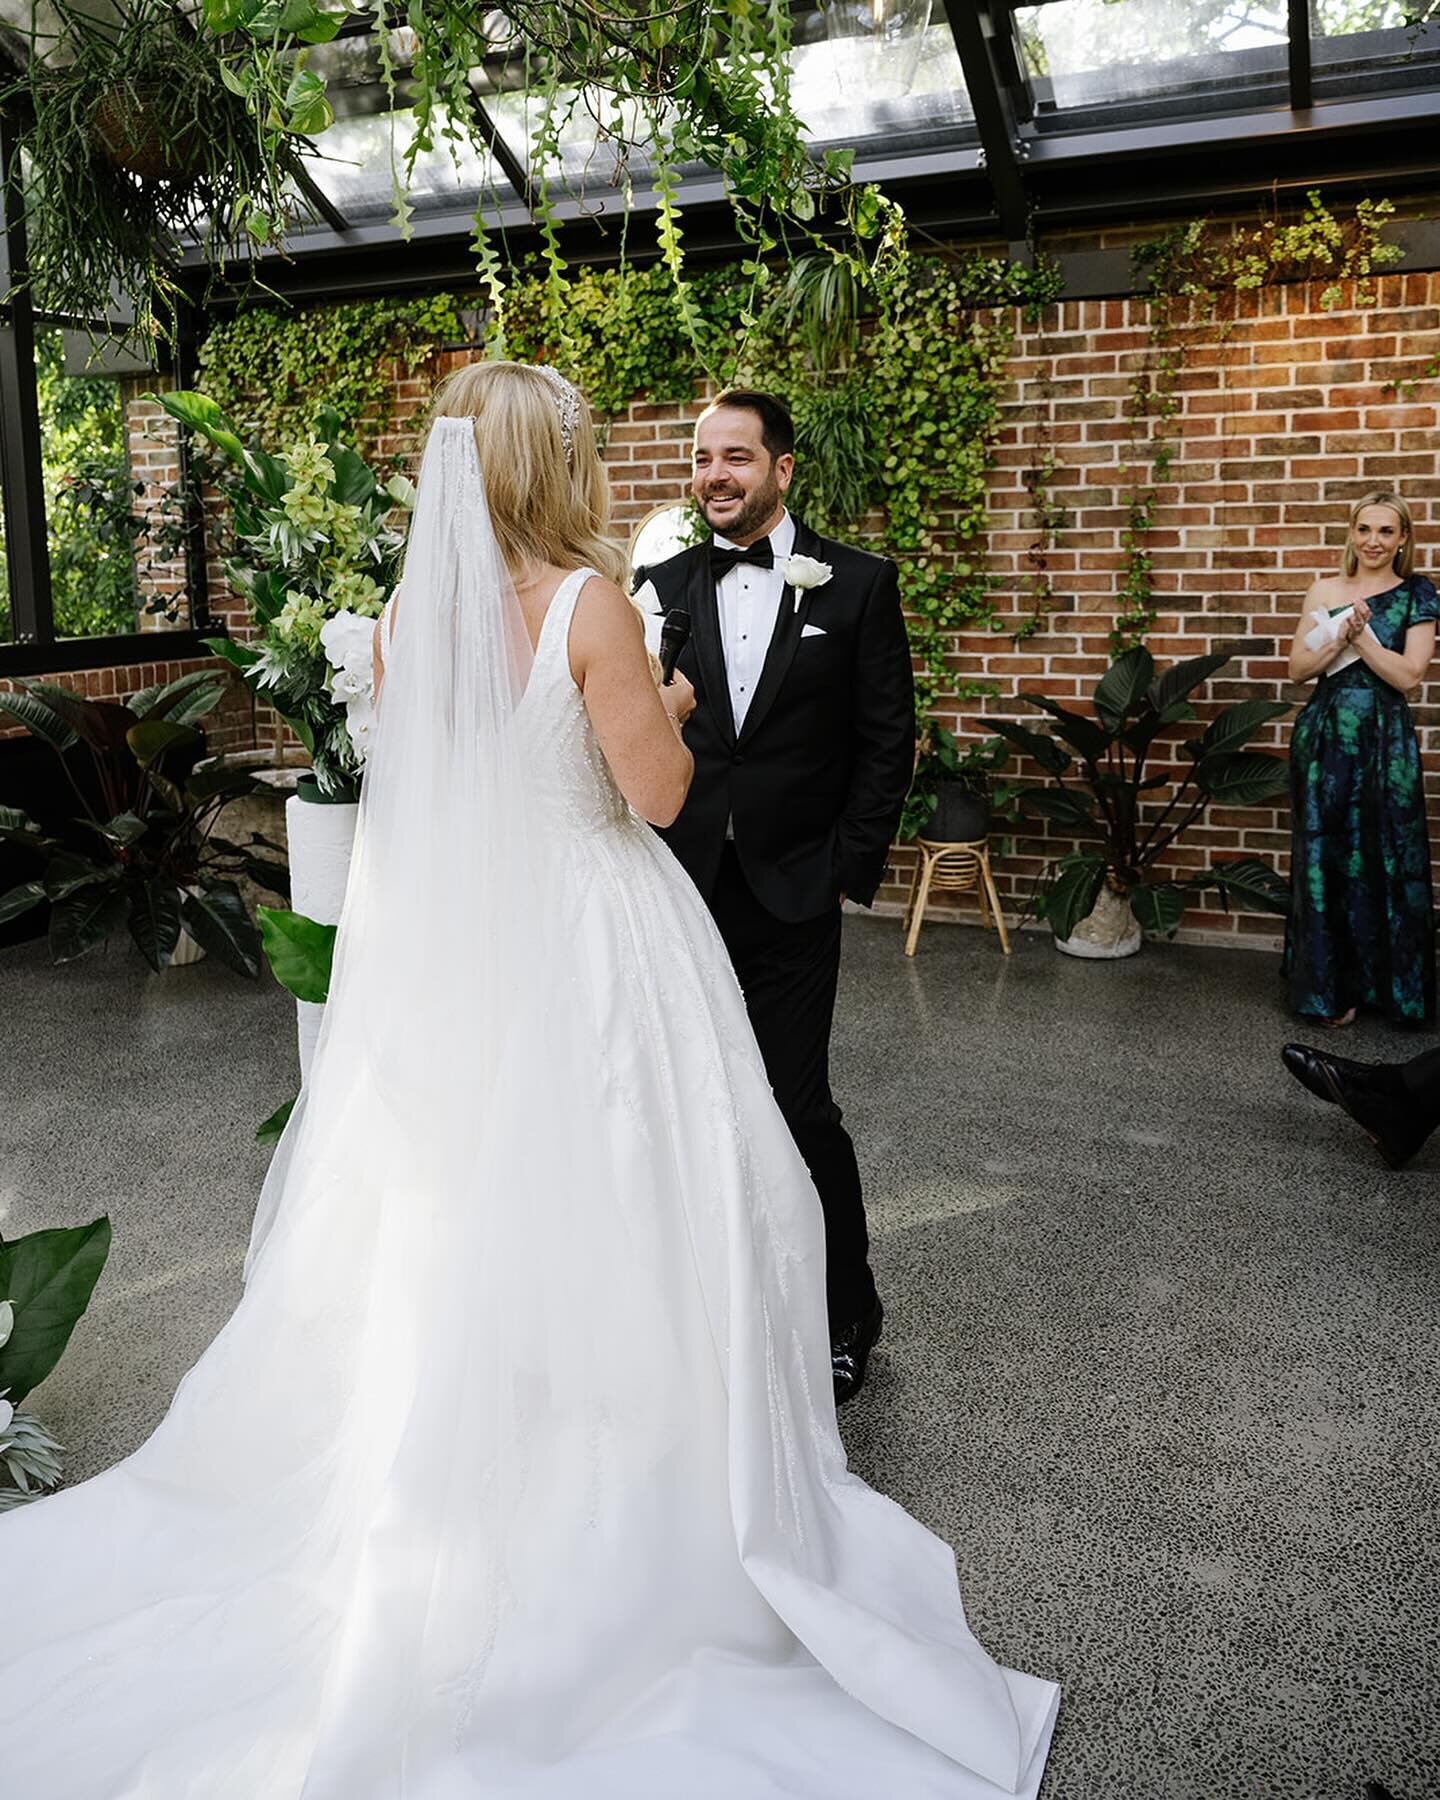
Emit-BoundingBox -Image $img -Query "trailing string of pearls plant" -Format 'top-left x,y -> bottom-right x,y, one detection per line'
2,0 -> 862,349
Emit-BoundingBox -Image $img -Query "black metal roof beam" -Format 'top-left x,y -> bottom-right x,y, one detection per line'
939,0 -> 1030,248
291,159 -> 352,236
466,88 -> 538,218
0,108 -> 52,648
1288,0 -> 1314,111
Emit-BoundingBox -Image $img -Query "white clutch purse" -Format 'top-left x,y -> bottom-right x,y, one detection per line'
1303,606 -> 1362,674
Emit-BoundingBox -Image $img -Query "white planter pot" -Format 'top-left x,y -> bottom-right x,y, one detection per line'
285,789 -> 359,1082
1054,885 -> 1142,961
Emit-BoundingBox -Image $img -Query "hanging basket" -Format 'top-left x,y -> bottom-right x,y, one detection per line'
92,86 -> 204,181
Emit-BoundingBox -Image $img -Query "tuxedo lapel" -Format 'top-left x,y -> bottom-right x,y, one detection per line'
684,544 -> 736,746
735,518 -> 819,749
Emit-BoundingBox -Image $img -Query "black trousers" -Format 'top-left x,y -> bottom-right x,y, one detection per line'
1402,1045 -> 1440,1118
710,843 -> 877,1333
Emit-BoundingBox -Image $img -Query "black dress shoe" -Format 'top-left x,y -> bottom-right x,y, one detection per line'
832,1297 -> 883,1406
1282,1042 -> 1377,1106
1283,1044 -> 1431,1170
1363,1783 -> 1396,1800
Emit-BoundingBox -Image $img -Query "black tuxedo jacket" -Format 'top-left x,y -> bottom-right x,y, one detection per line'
639,519 -> 915,923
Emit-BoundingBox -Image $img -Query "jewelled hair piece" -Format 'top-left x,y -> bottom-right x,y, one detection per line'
535,364 -> 581,465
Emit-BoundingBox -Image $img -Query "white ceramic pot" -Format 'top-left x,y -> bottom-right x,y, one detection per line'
285,788 -> 359,1082
1054,884 -> 1142,960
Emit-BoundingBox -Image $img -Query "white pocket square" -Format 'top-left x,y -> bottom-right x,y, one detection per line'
801,623 -> 826,638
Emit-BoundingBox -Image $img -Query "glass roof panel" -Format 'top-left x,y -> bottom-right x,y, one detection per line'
298,110 -> 515,226
791,18 -> 976,155
1015,0 -> 1289,118
1311,0 -> 1440,88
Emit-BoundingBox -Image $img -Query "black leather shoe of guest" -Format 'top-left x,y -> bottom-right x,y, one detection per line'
1281,1042 -> 1377,1106
832,1297 -> 884,1406
1294,1048 -> 1432,1170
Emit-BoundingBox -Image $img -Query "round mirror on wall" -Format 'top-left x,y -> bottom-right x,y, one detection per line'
629,504 -> 699,579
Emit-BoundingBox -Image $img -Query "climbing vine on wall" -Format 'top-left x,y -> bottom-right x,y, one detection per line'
1115,192 -> 1404,654
196,293 -> 469,454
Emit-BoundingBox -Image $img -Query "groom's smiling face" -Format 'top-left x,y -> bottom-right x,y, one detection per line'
692,406 -> 793,546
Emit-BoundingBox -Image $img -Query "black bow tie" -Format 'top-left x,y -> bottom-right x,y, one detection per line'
709,539 -> 774,580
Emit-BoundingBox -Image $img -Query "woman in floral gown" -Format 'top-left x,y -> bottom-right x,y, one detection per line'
1285,490 -> 1437,1026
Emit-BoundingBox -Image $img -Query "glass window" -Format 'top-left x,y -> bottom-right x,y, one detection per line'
792,16 -> 977,155
39,327 -> 142,641
1311,0 -> 1440,88
298,109 -> 514,227
1015,0 -> 1289,118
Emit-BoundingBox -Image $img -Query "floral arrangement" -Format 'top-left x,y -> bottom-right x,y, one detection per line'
153,392 -> 412,797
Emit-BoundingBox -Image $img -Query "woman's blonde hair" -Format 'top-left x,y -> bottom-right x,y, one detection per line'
1342,489 -> 1416,579
426,360 -> 626,586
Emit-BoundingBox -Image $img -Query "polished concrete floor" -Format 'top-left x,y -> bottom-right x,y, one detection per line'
2,920 -> 1436,1800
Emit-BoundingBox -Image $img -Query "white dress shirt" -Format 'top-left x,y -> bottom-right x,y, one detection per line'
713,509 -> 795,734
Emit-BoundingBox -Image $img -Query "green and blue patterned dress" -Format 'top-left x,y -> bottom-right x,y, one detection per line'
1285,574 -> 1438,1025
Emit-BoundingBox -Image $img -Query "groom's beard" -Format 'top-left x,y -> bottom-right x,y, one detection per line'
697,472 -> 783,544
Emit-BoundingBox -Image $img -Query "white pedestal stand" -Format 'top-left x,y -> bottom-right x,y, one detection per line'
284,793 -> 359,1082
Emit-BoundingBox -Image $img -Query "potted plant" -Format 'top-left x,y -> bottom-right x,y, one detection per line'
4,0 -> 312,345
900,726 -> 1011,844
987,647 -> 1291,957
0,1215 -> 111,1510
0,672 -> 288,973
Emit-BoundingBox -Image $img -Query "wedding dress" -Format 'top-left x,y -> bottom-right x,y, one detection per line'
0,418 -> 1058,1799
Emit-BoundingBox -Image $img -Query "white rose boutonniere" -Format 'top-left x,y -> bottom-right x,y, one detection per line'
782,554 -> 834,613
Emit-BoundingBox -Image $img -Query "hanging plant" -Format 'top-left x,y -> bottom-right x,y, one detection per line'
3,0 -> 311,344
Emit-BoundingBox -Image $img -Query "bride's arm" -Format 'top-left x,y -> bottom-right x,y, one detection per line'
569,575 -> 694,827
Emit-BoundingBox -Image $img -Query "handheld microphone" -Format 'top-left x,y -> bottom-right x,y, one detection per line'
658,608 -> 691,686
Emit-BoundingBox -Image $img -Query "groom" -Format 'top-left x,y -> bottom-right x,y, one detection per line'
637,389 -> 915,1403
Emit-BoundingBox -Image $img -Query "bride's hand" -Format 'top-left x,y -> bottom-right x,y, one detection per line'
660,669 -> 696,729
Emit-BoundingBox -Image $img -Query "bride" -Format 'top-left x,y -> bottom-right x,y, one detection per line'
0,361 -> 1058,1798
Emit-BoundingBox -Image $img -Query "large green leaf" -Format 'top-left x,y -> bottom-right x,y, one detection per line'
985,719 -> 1072,777
27,685 -> 134,757
1021,788 -> 1104,833
1147,652 -> 1230,716
203,636 -> 262,675
256,1096 -> 297,1145
1206,858 -> 1291,915
0,882 -> 46,924
1130,881 -> 1188,937
127,720 -> 202,769
184,762 -> 257,806
0,1218 -> 111,1406
258,906 -> 336,1003
0,688 -> 79,752
49,882 -> 128,962
1045,854 -> 1108,943
153,392 -> 248,469
1199,699 -> 1292,760
43,851 -> 111,902
328,444 -> 376,507
1195,752 -> 1290,808
242,447 -> 291,505
1093,647 -> 1155,730
131,670 -> 227,727
182,885 -> 261,979
1022,696 -> 1112,763
127,880 -> 183,971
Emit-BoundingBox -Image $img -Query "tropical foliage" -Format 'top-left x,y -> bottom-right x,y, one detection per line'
154,393 -> 412,797
0,1217 -> 111,1509
0,672 -> 287,974
988,648 -> 1292,940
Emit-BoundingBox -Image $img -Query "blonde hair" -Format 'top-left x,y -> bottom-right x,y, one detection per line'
1342,489 -> 1416,579
426,360 -> 626,587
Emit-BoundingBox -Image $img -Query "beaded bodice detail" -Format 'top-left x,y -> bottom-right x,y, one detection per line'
519,566 -> 634,836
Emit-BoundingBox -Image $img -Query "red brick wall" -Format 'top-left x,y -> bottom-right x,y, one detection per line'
9,274 -> 1440,950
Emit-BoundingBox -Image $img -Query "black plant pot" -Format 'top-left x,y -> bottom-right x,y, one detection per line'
923,781 -> 990,843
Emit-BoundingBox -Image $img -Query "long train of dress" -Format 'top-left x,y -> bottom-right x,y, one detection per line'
0,566 -> 1058,1798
